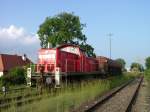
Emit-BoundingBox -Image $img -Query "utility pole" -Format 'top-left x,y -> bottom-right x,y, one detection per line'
107,33 -> 113,59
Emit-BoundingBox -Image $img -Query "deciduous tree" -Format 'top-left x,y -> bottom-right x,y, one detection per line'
145,57 -> 150,69
130,62 -> 144,72
37,12 -> 95,57
38,12 -> 86,48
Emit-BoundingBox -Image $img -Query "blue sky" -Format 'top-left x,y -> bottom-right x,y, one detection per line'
0,0 -> 150,68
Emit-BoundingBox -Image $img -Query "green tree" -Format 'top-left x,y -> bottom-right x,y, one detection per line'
38,12 -> 87,48
115,58 -> 126,71
130,62 -> 144,72
37,12 -> 95,57
145,57 -> 150,69
80,43 -> 96,57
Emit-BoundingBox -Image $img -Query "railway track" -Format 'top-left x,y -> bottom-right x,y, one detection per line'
73,76 -> 143,112
0,77 -> 113,110
0,76 -> 143,111
0,88 -> 57,110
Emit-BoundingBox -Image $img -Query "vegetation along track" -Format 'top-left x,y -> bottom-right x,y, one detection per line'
0,88 -> 56,110
73,76 -> 143,112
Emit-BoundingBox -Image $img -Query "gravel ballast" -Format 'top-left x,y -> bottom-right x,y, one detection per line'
94,78 -> 141,112
131,78 -> 150,112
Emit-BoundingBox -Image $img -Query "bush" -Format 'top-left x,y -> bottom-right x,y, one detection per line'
1,67 -> 26,86
144,69 -> 150,81
1,75 -> 11,86
10,67 -> 26,84
145,57 -> 150,69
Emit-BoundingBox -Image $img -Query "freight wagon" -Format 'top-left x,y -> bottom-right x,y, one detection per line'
96,56 -> 122,75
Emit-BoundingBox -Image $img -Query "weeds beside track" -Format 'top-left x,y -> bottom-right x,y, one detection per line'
77,76 -> 143,112
1,73 -> 139,112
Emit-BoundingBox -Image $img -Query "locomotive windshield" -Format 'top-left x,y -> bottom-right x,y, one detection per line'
38,50 -> 56,63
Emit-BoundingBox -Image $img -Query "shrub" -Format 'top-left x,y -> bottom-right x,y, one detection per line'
1,67 -> 26,86
144,69 -> 150,81
10,67 -> 26,84
145,57 -> 150,69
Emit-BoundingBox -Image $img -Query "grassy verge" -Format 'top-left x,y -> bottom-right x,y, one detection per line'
2,73 -> 138,112
0,86 -> 37,99
144,69 -> 150,81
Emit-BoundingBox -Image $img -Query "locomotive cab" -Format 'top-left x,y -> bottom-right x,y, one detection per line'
37,49 -> 56,74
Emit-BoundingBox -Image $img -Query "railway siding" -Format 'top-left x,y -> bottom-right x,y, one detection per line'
93,77 -> 142,112
73,76 -> 143,112
94,77 -> 142,112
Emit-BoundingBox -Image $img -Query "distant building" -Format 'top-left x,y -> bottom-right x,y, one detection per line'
0,54 -> 32,77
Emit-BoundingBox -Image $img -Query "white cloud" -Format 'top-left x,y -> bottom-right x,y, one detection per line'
0,25 -> 39,44
0,25 -> 40,62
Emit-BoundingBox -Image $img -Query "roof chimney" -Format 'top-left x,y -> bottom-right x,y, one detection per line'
22,54 -> 27,61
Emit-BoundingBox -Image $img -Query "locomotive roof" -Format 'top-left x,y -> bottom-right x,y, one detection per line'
96,56 -> 109,60
40,44 -> 84,50
39,44 -> 90,57
56,44 -> 83,50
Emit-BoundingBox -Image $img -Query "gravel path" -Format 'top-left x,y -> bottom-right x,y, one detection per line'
131,79 -> 150,112
94,78 -> 141,112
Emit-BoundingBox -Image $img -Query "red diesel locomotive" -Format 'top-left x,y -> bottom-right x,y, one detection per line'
35,44 -> 122,86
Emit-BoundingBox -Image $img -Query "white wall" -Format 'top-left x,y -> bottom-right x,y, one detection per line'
0,72 -> 3,77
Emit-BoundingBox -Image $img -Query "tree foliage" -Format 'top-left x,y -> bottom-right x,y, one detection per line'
80,43 -> 96,57
144,69 -> 150,80
38,12 -> 86,47
145,57 -> 150,69
115,58 -> 126,69
37,12 -> 95,57
130,62 -> 144,72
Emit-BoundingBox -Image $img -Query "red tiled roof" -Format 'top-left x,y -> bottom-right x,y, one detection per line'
0,54 -> 32,72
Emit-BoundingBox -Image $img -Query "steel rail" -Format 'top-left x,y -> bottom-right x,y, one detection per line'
125,76 -> 143,112
72,76 -> 143,112
84,76 -> 143,112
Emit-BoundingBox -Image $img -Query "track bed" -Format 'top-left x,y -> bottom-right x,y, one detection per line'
94,77 -> 142,112
131,78 -> 150,112
73,76 -> 143,112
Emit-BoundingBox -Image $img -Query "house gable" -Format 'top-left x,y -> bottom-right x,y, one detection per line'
0,54 -> 32,74
0,55 -> 4,72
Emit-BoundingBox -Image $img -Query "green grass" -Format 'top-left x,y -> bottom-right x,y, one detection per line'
144,69 -> 150,81
2,73 -> 138,112
0,86 -> 37,99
